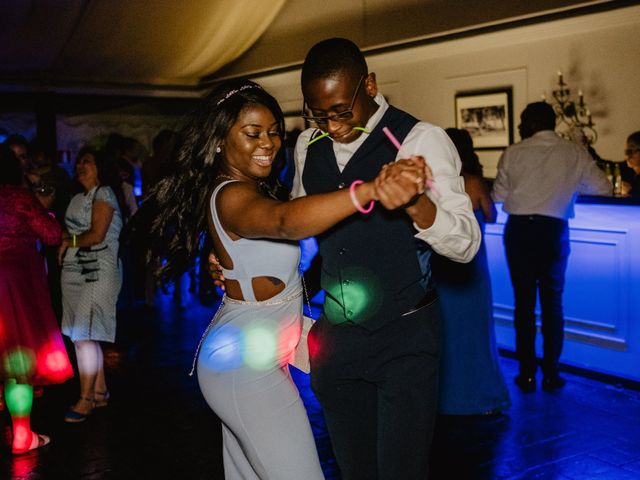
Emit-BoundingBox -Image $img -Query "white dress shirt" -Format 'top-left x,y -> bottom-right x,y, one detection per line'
492,130 -> 611,219
292,93 -> 480,263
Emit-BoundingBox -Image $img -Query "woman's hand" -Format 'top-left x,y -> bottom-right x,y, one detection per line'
374,157 -> 430,210
207,252 -> 226,291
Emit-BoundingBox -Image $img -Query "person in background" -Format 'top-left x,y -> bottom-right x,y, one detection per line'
104,133 -> 137,219
116,137 -> 138,189
0,145 -> 73,454
141,129 -> 177,198
433,128 -> 510,415
28,138 -> 73,222
3,134 -> 32,174
59,147 -> 125,422
109,137 -> 138,308
139,129 -> 179,306
621,131 -> 640,196
25,138 -> 74,322
492,102 -> 611,393
293,38 -> 480,479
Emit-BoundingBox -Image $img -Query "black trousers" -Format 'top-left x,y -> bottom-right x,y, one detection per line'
309,300 -> 441,480
504,214 -> 570,378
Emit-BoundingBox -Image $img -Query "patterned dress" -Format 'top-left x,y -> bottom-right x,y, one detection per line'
0,185 -> 73,385
61,186 -> 122,343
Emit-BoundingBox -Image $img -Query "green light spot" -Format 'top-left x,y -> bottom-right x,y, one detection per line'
244,324 -> 277,370
5,381 -> 33,416
342,282 -> 372,318
3,348 -> 35,378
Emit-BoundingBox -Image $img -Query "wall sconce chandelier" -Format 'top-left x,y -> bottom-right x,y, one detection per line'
543,71 -> 597,145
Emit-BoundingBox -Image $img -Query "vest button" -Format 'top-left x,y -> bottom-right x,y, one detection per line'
338,182 -> 346,189
347,310 -> 353,316
338,248 -> 347,255
343,280 -> 350,286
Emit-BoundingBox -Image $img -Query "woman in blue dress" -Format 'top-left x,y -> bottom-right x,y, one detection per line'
136,79 -> 426,479
434,128 -> 510,415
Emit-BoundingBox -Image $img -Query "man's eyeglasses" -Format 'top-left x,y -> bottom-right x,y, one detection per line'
624,147 -> 640,157
301,75 -> 365,126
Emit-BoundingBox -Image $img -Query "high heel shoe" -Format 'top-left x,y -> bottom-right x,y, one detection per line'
94,390 -> 110,408
64,397 -> 94,423
12,432 -> 50,455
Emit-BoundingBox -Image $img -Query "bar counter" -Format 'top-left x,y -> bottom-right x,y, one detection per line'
486,197 -> 640,382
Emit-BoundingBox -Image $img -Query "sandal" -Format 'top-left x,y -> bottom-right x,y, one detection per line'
94,390 -> 110,408
64,397 -> 94,423
12,432 -> 51,455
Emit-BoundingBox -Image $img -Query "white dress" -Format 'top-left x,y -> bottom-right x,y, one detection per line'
61,186 -> 122,342
195,181 -> 324,480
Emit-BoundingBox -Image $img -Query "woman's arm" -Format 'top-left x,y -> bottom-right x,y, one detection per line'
465,175 -> 497,223
219,181 -> 375,241
58,200 -> 114,263
479,188 -> 497,224
218,159 -> 425,241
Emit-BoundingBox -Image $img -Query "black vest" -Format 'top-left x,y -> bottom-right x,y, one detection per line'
302,106 -> 431,330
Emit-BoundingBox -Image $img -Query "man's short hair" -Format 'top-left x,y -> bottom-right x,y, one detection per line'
301,38 -> 368,86
522,102 -> 556,131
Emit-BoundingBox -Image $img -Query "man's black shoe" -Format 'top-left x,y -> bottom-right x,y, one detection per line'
514,375 -> 536,393
542,375 -> 566,391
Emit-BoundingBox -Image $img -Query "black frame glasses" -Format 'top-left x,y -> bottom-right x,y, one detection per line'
300,75 -> 365,126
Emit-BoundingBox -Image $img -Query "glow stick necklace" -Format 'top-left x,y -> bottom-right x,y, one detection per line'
306,127 -> 371,146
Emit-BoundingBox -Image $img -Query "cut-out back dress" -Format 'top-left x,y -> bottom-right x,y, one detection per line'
195,180 -> 323,480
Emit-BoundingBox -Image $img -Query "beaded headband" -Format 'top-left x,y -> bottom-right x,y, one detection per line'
216,84 -> 263,106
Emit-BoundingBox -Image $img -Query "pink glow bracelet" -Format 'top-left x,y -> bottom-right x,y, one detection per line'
381,126 -> 442,199
349,180 -> 375,214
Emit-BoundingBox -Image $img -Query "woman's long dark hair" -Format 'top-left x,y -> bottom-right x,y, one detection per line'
445,127 -> 483,177
132,79 -> 285,283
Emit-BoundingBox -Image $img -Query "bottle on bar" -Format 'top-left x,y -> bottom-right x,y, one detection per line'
613,162 -> 622,196
604,162 -> 613,193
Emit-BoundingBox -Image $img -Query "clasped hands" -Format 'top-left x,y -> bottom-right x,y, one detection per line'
372,156 -> 433,210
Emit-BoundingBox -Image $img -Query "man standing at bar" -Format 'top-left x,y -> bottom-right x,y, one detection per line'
492,102 -> 610,393
292,38 -> 480,479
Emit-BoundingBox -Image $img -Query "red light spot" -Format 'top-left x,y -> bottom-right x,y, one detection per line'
36,340 -> 72,382
12,419 -> 31,451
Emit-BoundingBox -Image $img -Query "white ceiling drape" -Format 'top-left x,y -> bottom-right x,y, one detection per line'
0,0 -> 286,88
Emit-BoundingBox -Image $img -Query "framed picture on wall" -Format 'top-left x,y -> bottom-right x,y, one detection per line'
455,88 -> 513,149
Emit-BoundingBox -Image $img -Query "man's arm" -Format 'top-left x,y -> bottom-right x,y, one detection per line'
391,124 -> 481,263
491,150 -> 509,202
291,129 -> 315,199
577,149 -> 613,196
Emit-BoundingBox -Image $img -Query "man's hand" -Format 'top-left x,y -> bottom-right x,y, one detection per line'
374,157 -> 432,210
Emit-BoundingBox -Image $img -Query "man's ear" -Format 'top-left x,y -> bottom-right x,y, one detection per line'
365,72 -> 378,98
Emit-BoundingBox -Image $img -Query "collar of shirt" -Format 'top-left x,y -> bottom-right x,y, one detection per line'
334,93 -> 389,172
529,130 -> 558,140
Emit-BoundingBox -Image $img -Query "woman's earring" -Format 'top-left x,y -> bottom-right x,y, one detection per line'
215,146 -> 221,153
